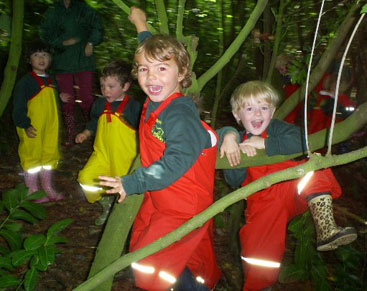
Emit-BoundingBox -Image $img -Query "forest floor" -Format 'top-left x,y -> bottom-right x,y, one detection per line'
0,110 -> 367,291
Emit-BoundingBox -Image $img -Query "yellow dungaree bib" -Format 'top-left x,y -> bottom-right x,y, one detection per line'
17,73 -> 60,172
78,97 -> 138,203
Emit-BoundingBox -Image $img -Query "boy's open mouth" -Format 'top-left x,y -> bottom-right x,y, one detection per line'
251,120 -> 263,128
148,86 -> 163,94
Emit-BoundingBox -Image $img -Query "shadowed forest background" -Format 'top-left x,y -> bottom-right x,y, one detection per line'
0,0 -> 367,290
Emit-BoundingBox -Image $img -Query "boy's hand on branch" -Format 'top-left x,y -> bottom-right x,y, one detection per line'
99,176 -> 127,203
239,144 -> 257,157
129,6 -> 149,33
220,132 -> 241,166
243,136 -> 265,149
26,126 -> 37,138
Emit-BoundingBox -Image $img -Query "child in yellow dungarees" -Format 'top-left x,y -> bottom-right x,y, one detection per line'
75,60 -> 142,224
13,41 -> 65,203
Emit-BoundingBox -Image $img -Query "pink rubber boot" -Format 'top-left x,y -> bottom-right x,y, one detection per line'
24,172 -> 40,194
40,169 -> 64,201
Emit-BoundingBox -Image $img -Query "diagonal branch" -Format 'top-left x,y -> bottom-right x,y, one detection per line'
75,146 -> 367,291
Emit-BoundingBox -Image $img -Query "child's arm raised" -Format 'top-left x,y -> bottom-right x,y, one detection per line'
129,6 -> 149,33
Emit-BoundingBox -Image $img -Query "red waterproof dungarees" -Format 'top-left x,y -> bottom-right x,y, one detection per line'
239,132 -> 342,291
130,93 -> 221,290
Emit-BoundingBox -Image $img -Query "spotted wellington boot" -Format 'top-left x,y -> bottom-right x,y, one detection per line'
307,193 -> 357,251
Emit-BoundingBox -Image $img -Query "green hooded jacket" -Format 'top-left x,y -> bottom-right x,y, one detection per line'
40,0 -> 103,74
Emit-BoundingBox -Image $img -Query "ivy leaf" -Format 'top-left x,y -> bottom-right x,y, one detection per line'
45,235 -> 68,246
0,229 -> 22,251
47,218 -> 73,238
24,234 -> 46,251
4,222 -> 22,233
11,250 -> 36,266
9,209 -> 37,224
2,189 -> 21,211
38,245 -> 55,268
24,267 -> 38,291
0,274 -> 21,288
0,255 -> 13,270
26,190 -> 46,201
0,246 -> 10,255
20,201 -> 46,220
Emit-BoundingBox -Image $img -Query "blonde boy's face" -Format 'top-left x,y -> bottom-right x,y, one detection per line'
100,76 -> 129,103
30,51 -> 51,75
136,52 -> 184,102
233,98 -> 275,136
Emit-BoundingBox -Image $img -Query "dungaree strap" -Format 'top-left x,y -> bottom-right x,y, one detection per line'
243,130 -> 268,141
141,92 -> 184,128
104,95 -> 130,123
30,71 -> 53,88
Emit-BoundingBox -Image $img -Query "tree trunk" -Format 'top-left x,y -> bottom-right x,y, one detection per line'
0,0 -> 24,117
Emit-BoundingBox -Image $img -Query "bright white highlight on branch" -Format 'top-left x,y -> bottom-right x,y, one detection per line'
297,171 -> 315,194
196,276 -> 205,284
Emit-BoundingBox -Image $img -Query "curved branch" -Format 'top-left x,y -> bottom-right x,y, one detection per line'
196,0 -> 268,92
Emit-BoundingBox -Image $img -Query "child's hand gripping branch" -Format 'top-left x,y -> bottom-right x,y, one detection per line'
99,176 -> 126,203
239,135 -> 265,157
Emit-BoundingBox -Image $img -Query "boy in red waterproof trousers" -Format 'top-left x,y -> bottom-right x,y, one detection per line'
218,81 -> 357,291
99,7 -> 221,291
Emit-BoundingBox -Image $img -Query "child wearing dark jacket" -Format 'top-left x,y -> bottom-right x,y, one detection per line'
218,81 -> 357,291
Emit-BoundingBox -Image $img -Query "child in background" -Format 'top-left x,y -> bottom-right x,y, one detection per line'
219,81 -> 357,291
13,41 -> 64,202
76,60 -> 141,225
99,7 -> 221,291
309,72 -> 356,134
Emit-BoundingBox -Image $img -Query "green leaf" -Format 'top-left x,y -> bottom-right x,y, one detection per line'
24,234 -> 46,251
45,235 -> 68,246
26,190 -> 46,201
11,250 -> 35,266
361,4 -> 367,14
3,189 -> 21,211
14,184 -> 29,200
38,246 -> 55,268
0,274 -> 21,288
47,218 -> 73,238
279,264 -> 307,283
4,222 -> 22,233
0,246 -> 10,255
20,201 -> 46,220
0,229 -> 22,251
0,255 -> 13,270
9,209 -> 37,224
24,267 -> 38,291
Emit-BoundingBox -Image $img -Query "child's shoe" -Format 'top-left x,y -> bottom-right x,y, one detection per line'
307,193 -> 357,251
40,169 -> 64,201
95,196 -> 115,226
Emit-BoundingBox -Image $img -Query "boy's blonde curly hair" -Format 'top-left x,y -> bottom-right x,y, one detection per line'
230,81 -> 280,114
132,34 -> 192,88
